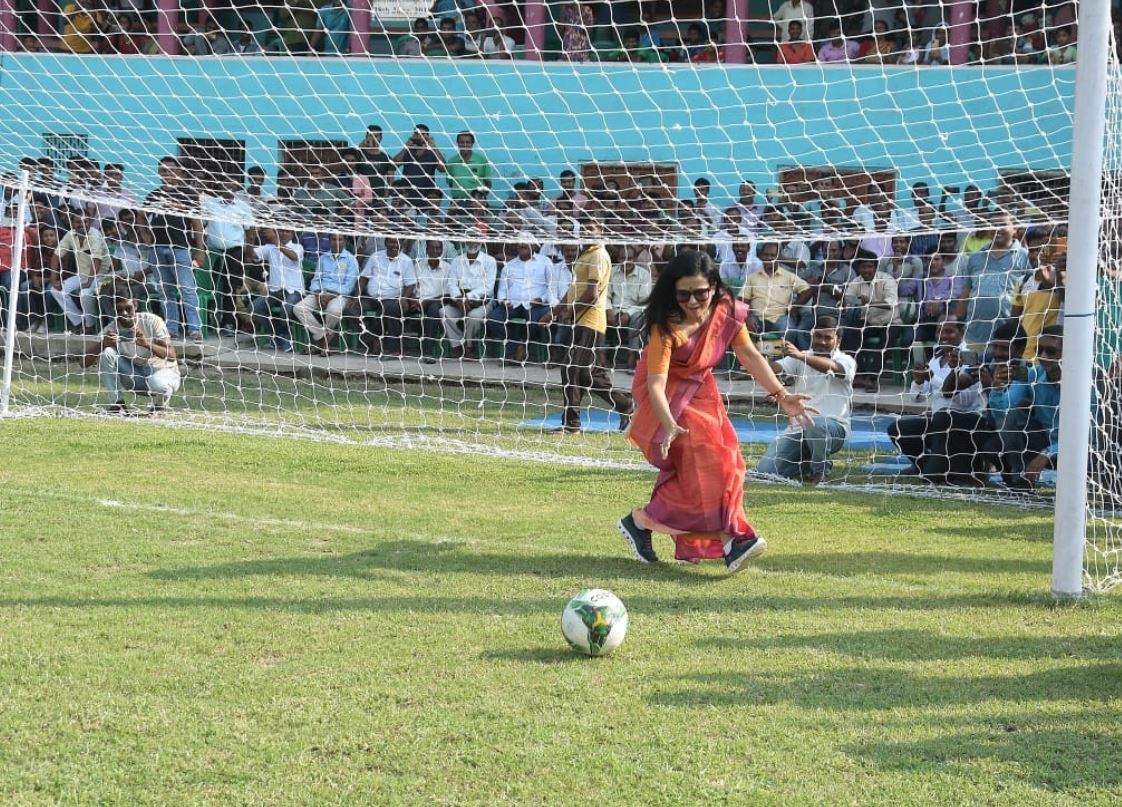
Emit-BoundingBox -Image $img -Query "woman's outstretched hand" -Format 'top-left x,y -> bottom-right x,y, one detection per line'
778,392 -> 819,429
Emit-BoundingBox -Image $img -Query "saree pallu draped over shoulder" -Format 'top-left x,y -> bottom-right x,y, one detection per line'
628,298 -> 757,561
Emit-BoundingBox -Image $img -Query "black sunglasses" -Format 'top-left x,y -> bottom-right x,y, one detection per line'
675,287 -> 713,303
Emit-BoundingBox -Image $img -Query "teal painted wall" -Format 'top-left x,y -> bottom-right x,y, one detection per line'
0,54 -> 1075,208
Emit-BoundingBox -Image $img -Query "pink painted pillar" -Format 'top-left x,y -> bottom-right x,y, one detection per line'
350,0 -> 370,55
524,0 -> 545,61
37,0 -> 54,37
948,0 -> 973,65
156,0 -> 179,55
724,0 -> 748,64
0,0 -> 17,52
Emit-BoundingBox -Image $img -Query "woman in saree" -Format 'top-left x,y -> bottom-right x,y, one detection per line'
619,250 -> 816,573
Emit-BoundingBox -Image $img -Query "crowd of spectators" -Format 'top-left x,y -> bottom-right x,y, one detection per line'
9,0 -> 1106,65
0,116 -> 1090,491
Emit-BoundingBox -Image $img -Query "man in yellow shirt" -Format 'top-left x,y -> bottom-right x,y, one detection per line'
544,218 -> 633,433
62,2 -> 107,54
739,241 -> 814,349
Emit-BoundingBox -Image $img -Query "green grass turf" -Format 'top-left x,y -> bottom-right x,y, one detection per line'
1,419 -> 1120,806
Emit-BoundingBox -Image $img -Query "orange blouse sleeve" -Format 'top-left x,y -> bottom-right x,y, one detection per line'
730,324 -> 750,349
646,325 -> 676,375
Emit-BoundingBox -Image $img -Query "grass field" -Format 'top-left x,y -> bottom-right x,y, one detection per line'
2,419 -> 1121,806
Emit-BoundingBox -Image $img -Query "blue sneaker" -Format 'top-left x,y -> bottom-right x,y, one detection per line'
618,513 -> 658,563
724,536 -> 767,574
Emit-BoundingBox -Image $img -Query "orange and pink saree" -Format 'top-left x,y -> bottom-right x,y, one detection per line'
628,298 -> 757,562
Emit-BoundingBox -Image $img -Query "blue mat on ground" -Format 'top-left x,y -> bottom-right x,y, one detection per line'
518,410 -> 898,451
861,461 -> 1057,487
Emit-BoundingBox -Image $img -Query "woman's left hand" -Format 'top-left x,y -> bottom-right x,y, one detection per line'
777,392 -> 819,429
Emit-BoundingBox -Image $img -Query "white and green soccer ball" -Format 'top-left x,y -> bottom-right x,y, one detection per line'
561,588 -> 628,657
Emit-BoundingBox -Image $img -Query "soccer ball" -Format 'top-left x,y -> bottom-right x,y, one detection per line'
561,588 -> 628,657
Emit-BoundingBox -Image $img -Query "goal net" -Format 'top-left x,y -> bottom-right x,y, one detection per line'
0,3 -> 1118,586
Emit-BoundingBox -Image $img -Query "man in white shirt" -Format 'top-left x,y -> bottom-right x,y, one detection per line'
757,316 -> 855,481
249,228 -> 305,352
358,236 -> 417,356
887,317 -> 986,485
773,0 -> 815,42
841,250 -> 900,391
607,246 -> 653,370
202,181 -> 254,335
411,239 -> 452,362
692,177 -> 723,232
441,239 -> 497,360
486,237 -> 555,364
82,282 -> 181,414
719,240 -> 762,297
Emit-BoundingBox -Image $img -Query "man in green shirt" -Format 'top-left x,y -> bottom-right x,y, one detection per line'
445,130 -> 492,207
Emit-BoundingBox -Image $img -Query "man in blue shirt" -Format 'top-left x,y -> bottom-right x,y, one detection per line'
312,0 -> 351,55
293,232 -> 359,355
955,216 -> 1031,347
999,325 -> 1064,490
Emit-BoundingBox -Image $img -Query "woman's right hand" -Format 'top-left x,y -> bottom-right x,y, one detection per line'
659,422 -> 688,460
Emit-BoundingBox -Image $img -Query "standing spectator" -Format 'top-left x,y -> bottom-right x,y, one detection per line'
141,157 -> 205,340
201,180 -> 253,336
692,177 -> 722,232
411,239 -> 452,361
396,18 -> 431,56
311,0 -> 352,55
737,181 -> 765,231
544,218 -> 633,432
739,241 -> 814,349
887,317 -> 984,484
840,250 -> 900,391
250,228 -> 305,352
83,283 -> 180,414
921,26 -> 950,65
339,149 -> 374,229
773,0 -> 814,43
92,163 -> 139,228
24,224 -> 59,334
777,20 -> 816,63
392,124 -> 446,210
51,210 -> 111,334
445,130 -> 492,206
559,0 -> 594,62
1011,234 -> 1063,362
293,232 -> 359,355
817,23 -> 858,62
441,238 -> 496,359
356,125 -> 394,210
358,237 -> 417,355
955,216 -> 1030,347
480,13 -> 516,59
62,1 -> 108,54
236,166 -> 278,215
608,246 -> 654,370
487,237 -> 555,364
757,316 -> 856,481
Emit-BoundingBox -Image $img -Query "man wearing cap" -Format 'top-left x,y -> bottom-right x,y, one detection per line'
542,218 -> 633,433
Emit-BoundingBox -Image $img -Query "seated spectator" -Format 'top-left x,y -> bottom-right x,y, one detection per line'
606,29 -> 660,63
50,210 -> 111,334
896,30 -> 922,65
888,317 -> 984,484
913,251 -> 963,343
358,236 -> 417,355
719,241 -> 762,297
1048,27 -> 1077,65
801,240 -> 852,322
739,241 -> 814,349
397,18 -> 431,57
679,23 -> 710,62
183,18 -> 232,55
921,26 -> 950,65
487,237 -> 555,365
62,1 -> 108,54
250,228 -> 305,353
480,14 -> 515,59
818,23 -> 858,63
840,250 -> 900,391
777,21 -> 815,64
112,13 -> 150,55
82,282 -> 180,415
757,317 -> 856,482
692,42 -> 724,64
861,26 -> 898,65
411,239 -> 453,361
1014,15 -> 1045,65
999,326 -> 1065,489
955,216 -> 1030,348
216,23 -> 263,55
607,246 -> 653,370
1012,233 -> 1064,361
293,232 -> 359,355
441,238 -> 496,360
311,0 -> 352,55
426,17 -> 466,57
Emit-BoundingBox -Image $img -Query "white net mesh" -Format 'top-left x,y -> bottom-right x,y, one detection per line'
0,2 -> 1116,585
